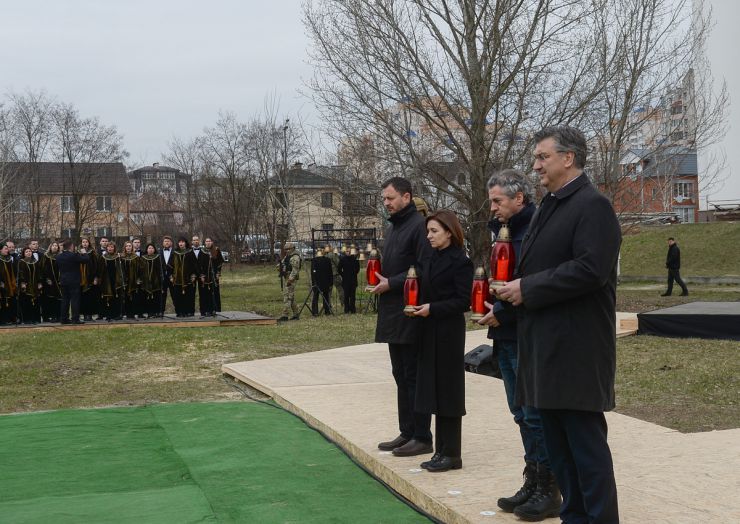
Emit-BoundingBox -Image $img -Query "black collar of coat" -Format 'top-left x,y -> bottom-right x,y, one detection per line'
427,244 -> 464,282
388,200 -> 418,225
488,201 -> 536,235
550,172 -> 589,201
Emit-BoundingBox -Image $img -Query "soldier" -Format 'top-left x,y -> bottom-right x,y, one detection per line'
278,242 -> 301,321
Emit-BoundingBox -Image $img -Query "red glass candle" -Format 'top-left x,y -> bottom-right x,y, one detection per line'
366,248 -> 381,288
489,224 -> 515,295
470,267 -> 488,320
403,265 -> 419,315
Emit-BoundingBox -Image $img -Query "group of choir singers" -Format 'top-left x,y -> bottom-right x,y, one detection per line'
0,235 -> 224,325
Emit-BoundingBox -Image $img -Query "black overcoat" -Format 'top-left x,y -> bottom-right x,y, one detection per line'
311,256 -> 333,290
375,201 -> 434,344
338,255 -> 360,288
516,175 -> 622,412
415,245 -> 473,417
666,243 -> 681,270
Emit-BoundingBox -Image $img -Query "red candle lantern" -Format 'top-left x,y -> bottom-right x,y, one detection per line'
365,247 -> 381,289
403,265 -> 419,316
489,224 -> 515,296
470,266 -> 488,320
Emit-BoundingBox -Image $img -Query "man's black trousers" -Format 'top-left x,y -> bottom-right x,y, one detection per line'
539,409 -> 619,524
388,342 -> 432,443
60,283 -> 81,322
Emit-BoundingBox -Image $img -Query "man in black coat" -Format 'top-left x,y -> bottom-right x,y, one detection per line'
661,237 -> 688,296
498,126 -> 621,524
310,250 -> 333,315
478,169 -> 559,520
370,176 -> 434,457
338,248 -> 360,313
57,239 -> 89,324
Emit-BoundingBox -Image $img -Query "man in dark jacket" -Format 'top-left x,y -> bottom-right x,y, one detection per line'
310,249 -> 333,315
661,237 -> 688,296
478,169 -> 559,521
338,248 -> 360,313
57,239 -> 89,324
370,176 -> 434,457
498,126 -> 621,524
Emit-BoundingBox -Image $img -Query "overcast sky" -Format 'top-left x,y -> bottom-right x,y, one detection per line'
1,0 -> 738,204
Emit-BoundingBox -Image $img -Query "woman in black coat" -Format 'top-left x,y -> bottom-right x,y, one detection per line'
410,209 -> 473,472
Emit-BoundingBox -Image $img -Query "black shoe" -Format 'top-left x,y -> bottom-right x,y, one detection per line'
498,462 -> 537,512
378,435 -> 409,451
290,315 -> 300,320
680,291 -> 689,296
60,319 -> 72,325
392,439 -> 433,457
277,316 -> 290,322
420,452 -> 442,469
426,456 -> 462,472
660,292 -> 671,296
513,465 -> 562,522
72,320 -> 84,325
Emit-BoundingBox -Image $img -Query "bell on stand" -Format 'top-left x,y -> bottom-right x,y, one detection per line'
470,266 -> 488,320
489,224 -> 515,297
365,246 -> 381,291
403,265 -> 419,316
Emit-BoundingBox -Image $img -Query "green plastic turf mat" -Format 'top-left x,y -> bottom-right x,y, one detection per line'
0,401 -> 429,523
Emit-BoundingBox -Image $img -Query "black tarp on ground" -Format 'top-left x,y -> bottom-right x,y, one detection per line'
638,302 -> 740,340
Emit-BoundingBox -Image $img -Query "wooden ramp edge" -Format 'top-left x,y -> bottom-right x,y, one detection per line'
0,311 -> 275,333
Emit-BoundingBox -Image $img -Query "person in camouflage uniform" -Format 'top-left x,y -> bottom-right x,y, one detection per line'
278,243 -> 302,321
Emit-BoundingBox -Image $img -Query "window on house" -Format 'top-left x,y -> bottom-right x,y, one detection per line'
275,192 -> 288,208
673,181 -> 693,200
674,207 -> 694,224
321,223 -> 334,231
96,196 -> 112,211
13,197 -> 30,213
321,192 -> 333,208
61,228 -> 78,238
651,188 -> 659,200
60,196 -> 75,213
96,227 -> 112,238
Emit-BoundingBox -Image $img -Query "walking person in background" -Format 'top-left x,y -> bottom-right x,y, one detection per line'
661,237 -> 689,296
411,210 -> 473,472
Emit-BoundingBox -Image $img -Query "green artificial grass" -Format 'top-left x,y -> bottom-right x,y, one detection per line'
0,402 -> 428,524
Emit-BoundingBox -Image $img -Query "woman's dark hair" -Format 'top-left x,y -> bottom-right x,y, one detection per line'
426,209 -> 465,248
145,242 -> 157,253
22,246 -> 33,258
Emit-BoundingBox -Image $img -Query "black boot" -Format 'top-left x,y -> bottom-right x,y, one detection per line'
513,464 -> 562,522
497,461 -> 537,512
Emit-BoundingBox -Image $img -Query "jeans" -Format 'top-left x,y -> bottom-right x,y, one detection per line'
497,339 -> 549,466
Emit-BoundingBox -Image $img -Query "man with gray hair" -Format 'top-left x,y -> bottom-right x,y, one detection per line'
498,126 -> 621,523
478,169 -> 560,520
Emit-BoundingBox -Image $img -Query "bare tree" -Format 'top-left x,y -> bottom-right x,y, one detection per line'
51,102 -> 127,237
6,89 -> 55,238
304,0 -> 602,264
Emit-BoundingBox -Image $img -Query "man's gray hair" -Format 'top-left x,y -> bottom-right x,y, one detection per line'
533,126 -> 588,169
486,169 -> 535,204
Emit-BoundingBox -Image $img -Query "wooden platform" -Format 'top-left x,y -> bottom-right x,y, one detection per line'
222,321 -> 739,524
0,311 -> 275,333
